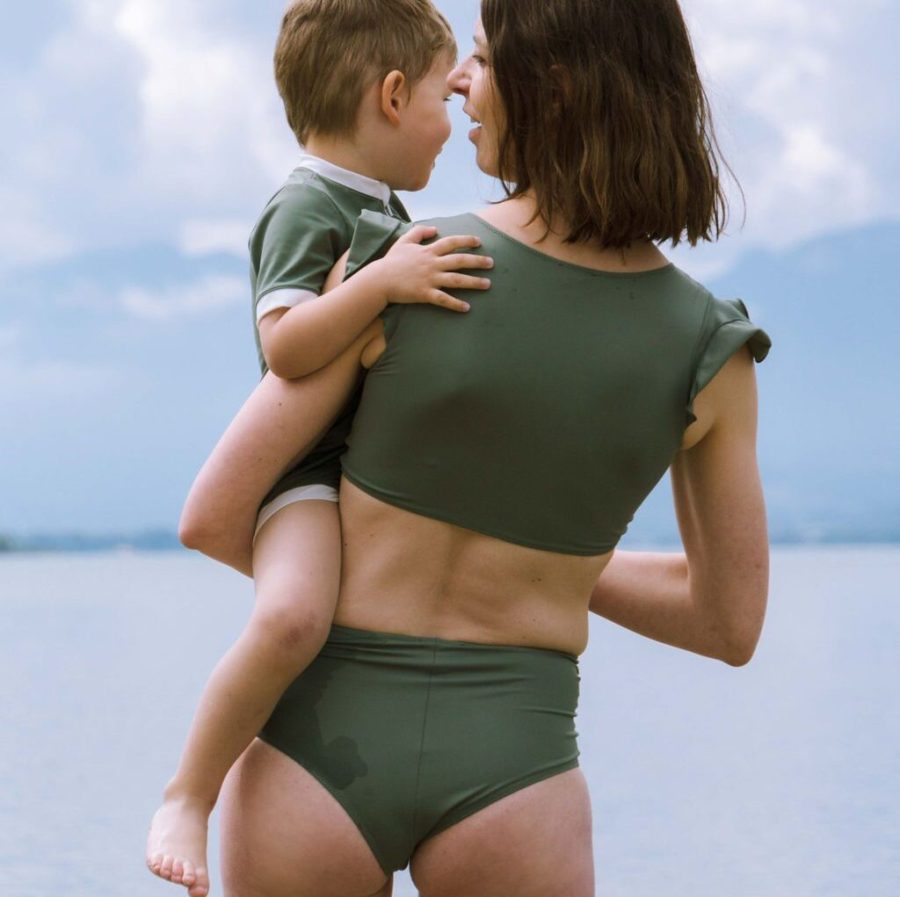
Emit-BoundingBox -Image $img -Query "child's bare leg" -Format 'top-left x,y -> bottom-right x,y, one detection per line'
147,499 -> 341,896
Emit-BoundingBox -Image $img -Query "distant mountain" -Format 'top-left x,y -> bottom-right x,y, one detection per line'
626,220 -> 900,546
1,243 -> 256,535
1,222 -> 898,544
0,529 -> 181,554
711,221 -> 898,541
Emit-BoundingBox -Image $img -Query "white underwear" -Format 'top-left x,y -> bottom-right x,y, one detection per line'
254,484 -> 339,542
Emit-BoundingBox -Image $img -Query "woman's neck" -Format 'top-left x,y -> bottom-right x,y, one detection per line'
476,195 -> 670,274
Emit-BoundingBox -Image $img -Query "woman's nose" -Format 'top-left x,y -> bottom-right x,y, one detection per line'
447,61 -> 470,96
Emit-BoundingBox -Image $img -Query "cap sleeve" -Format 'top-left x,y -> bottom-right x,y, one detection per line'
345,210 -> 413,279
687,297 -> 772,423
250,185 -> 345,323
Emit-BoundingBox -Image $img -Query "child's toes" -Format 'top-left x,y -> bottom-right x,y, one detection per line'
188,866 -> 210,897
147,853 -> 163,874
159,854 -> 175,880
181,859 -> 196,885
171,858 -> 184,884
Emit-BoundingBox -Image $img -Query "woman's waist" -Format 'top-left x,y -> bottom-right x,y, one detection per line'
332,597 -> 590,657
334,541 -> 602,655
336,478 -> 607,655
319,622 -> 581,668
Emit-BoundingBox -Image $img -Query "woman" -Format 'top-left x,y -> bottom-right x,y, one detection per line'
181,1 -> 770,894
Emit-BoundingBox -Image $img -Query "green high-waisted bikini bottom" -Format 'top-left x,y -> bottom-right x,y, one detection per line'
259,624 -> 581,874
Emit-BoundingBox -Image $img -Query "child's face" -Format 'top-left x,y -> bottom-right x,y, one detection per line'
394,52 -> 455,190
448,20 -> 501,178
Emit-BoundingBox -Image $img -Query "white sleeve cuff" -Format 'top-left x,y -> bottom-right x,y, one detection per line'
256,288 -> 319,323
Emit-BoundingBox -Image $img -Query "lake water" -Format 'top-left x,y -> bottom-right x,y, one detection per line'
1,547 -> 898,896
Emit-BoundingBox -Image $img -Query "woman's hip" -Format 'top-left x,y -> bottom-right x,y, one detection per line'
259,624 -> 581,872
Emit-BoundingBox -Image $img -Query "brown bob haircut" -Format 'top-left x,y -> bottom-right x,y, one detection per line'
275,0 -> 455,145
481,0 -> 733,248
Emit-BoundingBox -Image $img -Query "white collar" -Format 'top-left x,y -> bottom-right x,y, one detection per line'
297,152 -> 393,207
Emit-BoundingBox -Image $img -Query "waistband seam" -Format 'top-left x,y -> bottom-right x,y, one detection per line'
327,624 -> 579,662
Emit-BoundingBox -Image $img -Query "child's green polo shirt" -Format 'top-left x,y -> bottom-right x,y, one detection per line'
249,154 -> 409,373
248,155 -> 409,501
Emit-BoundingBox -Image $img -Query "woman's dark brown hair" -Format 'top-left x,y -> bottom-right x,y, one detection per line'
481,0 -> 734,247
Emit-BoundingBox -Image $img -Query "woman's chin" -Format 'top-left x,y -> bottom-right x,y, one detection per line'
474,155 -> 500,179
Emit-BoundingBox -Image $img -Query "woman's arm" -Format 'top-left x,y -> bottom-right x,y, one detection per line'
180,247 -> 386,576
180,315 -> 379,576
589,348 -> 769,665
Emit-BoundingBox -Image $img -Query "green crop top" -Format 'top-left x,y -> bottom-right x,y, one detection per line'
341,212 -> 771,556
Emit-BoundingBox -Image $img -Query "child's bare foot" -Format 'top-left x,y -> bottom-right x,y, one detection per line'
146,794 -> 211,897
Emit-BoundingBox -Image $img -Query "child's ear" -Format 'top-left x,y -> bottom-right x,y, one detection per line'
379,70 -> 409,126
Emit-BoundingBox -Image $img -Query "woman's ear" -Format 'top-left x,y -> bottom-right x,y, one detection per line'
549,63 -> 573,110
379,70 -> 409,126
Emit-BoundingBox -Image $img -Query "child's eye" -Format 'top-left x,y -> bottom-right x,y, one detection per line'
472,54 -> 487,67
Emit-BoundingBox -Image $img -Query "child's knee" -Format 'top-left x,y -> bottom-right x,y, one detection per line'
250,599 -> 332,663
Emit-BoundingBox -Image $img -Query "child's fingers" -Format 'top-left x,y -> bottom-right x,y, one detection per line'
439,273 -> 492,292
428,234 -> 483,254
426,289 -> 471,313
394,224 -> 439,245
438,252 -> 494,272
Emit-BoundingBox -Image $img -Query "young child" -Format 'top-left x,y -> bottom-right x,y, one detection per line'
146,2 -> 492,895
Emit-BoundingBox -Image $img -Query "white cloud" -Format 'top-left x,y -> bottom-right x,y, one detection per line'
681,0 -> 890,247
2,359 -> 110,397
119,274 -> 246,321
0,324 -> 23,350
110,0 -> 296,200
0,0 -> 296,272
0,344 -> 113,406
782,125 -> 856,188
179,219 -> 251,258
0,0 -> 897,275
0,321 -> 112,405
0,187 -> 76,272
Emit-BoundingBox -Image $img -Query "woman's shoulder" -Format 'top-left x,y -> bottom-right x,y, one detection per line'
344,211 -> 485,279
417,212 -> 483,231
685,288 -> 772,425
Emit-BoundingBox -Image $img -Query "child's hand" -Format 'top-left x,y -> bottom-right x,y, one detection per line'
377,225 -> 493,313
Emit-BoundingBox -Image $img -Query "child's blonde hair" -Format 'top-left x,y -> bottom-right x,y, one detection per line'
275,0 -> 456,145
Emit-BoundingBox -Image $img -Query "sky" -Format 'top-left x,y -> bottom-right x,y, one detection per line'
1,0 -> 898,533
3,0 -> 897,272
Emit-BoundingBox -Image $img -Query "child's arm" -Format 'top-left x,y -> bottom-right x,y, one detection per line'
183,220 -> 490,573
260,225 -> 492,379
